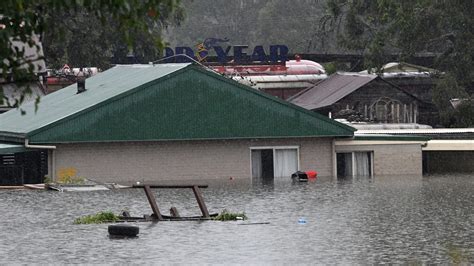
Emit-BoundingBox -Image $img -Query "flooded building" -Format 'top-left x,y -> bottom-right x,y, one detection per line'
0,63 -> 354,184
0,64 -> 431,185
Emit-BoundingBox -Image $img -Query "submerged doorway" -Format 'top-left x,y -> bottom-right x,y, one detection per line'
251,147 -> 299,181
337,151 -> 373,178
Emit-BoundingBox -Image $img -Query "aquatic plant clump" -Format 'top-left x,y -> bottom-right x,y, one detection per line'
213,210 -> 247,221
74,211 -> 119,224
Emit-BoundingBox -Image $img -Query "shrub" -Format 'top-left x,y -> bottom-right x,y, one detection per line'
74,211 -> 119,224
213,209 -> 247,221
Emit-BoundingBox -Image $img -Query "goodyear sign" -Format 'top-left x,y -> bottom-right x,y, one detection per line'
163,38 -> 289,63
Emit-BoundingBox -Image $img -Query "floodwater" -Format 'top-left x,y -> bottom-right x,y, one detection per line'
0,174 -> 473,264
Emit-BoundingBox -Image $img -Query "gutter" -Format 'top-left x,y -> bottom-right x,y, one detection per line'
24,139 -> 56,150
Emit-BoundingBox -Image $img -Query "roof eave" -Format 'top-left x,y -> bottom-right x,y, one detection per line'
0,131 -> 27,143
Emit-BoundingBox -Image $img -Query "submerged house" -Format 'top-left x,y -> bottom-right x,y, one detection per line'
289,72 -> 436,125
0,63 -> 357,184
0,64 -> 429,185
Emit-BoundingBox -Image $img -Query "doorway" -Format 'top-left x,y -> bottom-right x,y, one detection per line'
251,147 -> 299,181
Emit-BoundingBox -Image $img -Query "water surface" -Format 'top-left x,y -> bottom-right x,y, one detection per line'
0,174 -> 472,264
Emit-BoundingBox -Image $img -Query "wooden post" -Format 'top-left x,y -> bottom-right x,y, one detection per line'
396,104 -> 400,123
413,104 -> 418,123
192,185 -> 210,218
391,104 -> 395,123
403,104 -> 407,123
143,185 -> 163,221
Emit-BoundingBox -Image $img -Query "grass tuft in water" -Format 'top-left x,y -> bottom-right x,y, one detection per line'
446,244 -> 471,264
74,211 -> 119,224
213,209 -> 247,221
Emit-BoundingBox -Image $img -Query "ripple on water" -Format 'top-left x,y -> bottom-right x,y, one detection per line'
0,174 -> 472,264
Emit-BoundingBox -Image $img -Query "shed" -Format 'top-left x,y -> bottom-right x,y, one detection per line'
289,72 -> 434,125
0,63 -> 355,184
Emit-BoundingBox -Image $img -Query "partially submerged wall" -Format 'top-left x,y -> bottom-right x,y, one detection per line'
52,138 -> 334,184
335,142 -> 423,176
423,151 -> 474,174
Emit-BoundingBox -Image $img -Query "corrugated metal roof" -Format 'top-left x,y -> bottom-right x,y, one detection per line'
356,128 -> 474,140
356,128 -> 474,134
353,133 -> 430,141
0,64 -> 190,134
289,72 -> 377,110
0,143 -> 26,154
0,64 -> 355,143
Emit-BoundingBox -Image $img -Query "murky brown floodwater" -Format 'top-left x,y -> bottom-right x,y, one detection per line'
0,174 -> 472,264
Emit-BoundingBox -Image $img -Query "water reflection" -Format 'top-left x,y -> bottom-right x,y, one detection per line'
0,174 -> 472,264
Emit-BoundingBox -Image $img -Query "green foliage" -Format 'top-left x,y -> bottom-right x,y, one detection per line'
453,100 -> 474,127
323,0 -> 474,127
0,0 -> 183,108
323,62 -> 338,75
74,211 -> 119,224
433,74 -> 473,127
213,209 -> 247,221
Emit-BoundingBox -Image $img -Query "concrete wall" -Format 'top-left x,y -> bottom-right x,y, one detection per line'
335,143 -> 423,176
52,137 -> 334,184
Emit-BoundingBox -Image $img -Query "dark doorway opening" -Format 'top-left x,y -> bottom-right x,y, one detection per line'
0,151 -> 48,185
260,149 -> 274,182
337,153 -> 352,178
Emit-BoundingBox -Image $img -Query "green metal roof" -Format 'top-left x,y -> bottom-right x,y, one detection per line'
0,143 -> 27,154
0,64 -> 190,135
0,64 -> 355,143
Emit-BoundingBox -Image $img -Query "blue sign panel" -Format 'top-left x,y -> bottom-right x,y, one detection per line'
163,38 -> 289,63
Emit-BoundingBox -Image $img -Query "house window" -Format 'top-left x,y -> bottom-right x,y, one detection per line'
337,151 -> 373,178
251,146 -> 299,181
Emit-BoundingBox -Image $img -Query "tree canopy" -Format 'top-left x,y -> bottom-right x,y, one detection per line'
1,0 -> 183,108
322,0 -> 474,126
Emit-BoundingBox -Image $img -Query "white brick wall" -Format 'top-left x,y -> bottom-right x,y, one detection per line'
52,138 -> 334,183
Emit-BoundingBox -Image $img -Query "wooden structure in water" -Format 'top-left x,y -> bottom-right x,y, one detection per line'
126,184 -> 214,221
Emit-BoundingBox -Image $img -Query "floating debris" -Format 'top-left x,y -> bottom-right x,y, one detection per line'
213,210 -> 247,221
74,211 -> 119,224
298,218 -> 307,224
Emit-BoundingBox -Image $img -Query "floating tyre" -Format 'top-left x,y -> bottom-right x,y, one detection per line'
108,224 -> 139,237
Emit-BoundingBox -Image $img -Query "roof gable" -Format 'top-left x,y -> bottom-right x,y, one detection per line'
290,73 -> 377,110
290,72 -> 427,110
0,64 -> 354,143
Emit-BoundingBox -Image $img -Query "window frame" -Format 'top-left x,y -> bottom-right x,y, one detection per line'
249,145 -> 300,180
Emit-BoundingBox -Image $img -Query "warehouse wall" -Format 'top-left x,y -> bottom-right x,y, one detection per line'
52,137 -> 334,184
335,143 -> 423,177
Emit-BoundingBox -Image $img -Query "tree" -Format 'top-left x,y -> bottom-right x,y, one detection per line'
0,0 -> 183,109
322,0 -> 474,127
